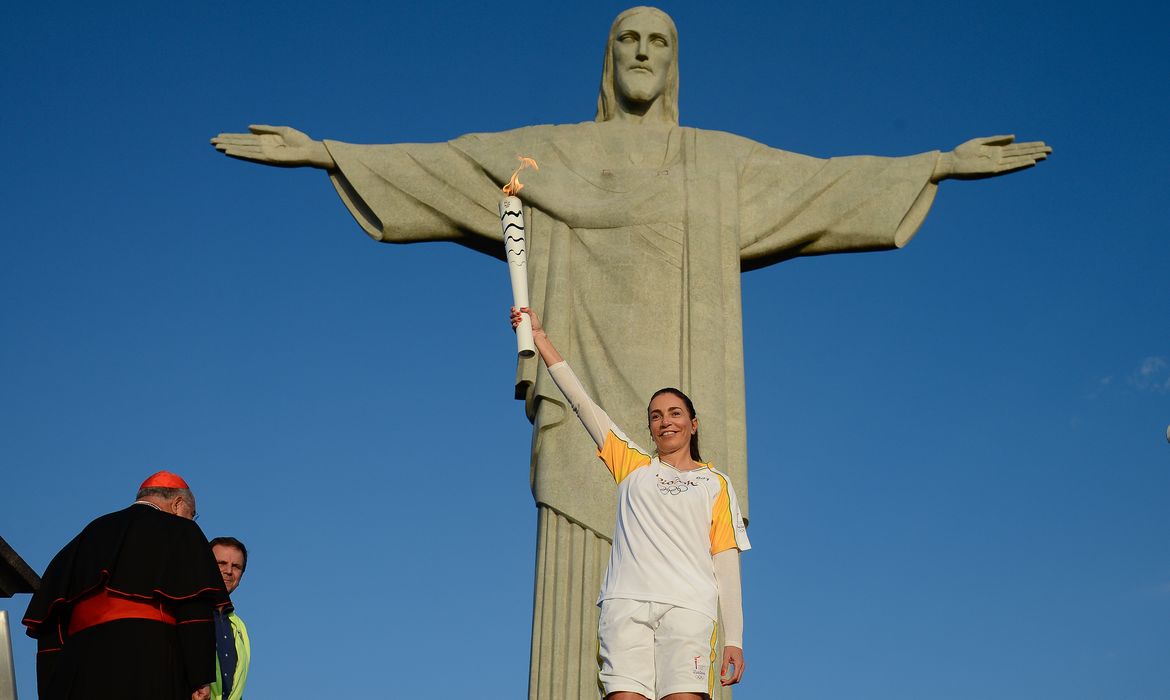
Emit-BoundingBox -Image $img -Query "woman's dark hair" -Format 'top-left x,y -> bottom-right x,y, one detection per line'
647,387 -> 701,462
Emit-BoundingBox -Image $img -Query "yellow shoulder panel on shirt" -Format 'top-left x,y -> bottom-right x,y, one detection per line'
597,431 -> 651,484
709,472 -> 740,555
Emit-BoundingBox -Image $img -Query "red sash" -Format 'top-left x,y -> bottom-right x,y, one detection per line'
68,588 -> 177,635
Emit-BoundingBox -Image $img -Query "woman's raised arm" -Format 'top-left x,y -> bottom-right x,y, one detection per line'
512,307 -> 613,448
512,306 -> 563,367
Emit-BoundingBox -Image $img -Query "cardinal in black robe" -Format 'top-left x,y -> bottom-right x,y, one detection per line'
22,471 -> 229,700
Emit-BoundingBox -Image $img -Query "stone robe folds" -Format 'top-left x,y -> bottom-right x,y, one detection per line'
325,122 -> 938,537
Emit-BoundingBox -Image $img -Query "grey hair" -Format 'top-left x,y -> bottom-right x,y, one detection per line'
135,486 -> 194,503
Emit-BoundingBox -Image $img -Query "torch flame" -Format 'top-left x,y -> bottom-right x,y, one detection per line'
503,156 -> 539,196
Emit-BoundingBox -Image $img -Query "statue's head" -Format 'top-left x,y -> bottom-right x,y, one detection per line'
596,6 -> 679,124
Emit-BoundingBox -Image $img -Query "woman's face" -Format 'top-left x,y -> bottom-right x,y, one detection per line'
648,391 -> 697,457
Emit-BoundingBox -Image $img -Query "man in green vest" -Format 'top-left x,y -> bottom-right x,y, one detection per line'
209,538 -> 250,700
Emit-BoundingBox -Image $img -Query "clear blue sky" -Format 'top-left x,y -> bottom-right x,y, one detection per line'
3,1 -> 1167,698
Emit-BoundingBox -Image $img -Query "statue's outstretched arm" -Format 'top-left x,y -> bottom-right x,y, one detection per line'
210,125 -> 336,170
931,135 -> 1051,183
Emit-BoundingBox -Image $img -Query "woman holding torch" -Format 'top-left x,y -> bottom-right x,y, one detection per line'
511,306 -> 750,700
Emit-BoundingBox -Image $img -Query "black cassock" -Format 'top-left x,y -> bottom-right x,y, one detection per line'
23,504 -> 228,700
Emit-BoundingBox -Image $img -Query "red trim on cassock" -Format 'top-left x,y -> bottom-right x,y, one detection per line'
23,569 -> 228,630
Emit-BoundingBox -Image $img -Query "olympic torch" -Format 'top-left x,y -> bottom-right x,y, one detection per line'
500,157 -> 538,359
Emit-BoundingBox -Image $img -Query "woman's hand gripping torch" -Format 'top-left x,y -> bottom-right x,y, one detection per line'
500,157 -> 539,358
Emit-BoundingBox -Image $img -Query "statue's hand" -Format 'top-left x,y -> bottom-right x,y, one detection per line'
933,135 -> 1051,182
210,125 -> 335,169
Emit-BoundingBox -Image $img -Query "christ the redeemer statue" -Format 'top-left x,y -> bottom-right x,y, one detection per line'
212,7 -> 1049,699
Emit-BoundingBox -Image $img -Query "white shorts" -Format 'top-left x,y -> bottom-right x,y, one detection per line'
598,598 -> 718,699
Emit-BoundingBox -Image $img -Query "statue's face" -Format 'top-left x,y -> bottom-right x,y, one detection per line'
611,12 -> 673,107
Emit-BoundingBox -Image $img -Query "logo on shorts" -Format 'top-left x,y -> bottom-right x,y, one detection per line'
692,655 -> 706,680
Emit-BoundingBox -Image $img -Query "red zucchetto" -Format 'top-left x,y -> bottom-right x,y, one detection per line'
139,470 -> 190,490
